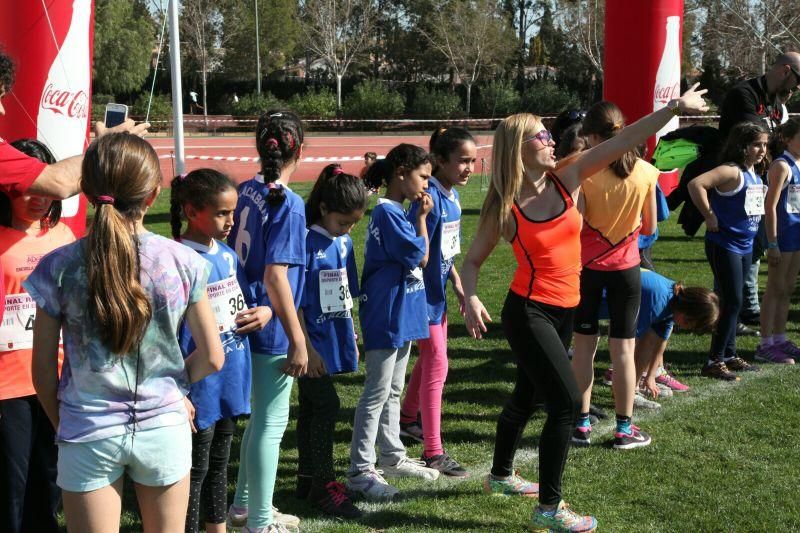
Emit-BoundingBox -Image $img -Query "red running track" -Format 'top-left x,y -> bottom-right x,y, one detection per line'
148,134 -> 494,186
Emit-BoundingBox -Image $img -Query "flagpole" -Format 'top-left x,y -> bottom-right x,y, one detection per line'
168,0 -> 185,174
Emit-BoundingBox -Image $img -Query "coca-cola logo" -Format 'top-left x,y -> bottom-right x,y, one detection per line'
654,83 -> 680,105
39,83 -> 88,119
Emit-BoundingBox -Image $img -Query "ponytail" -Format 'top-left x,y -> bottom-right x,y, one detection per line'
255,110 -> 304,206
306,164 -> 368,226
582,101 -> 639,178
82,133 -> 161,354
670,283 -> 720,333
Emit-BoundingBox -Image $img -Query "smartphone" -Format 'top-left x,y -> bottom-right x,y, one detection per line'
104,103 -> 128,128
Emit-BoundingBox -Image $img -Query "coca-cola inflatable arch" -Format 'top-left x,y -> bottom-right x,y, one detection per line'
0,0 -> 93,236
605,0 -> 684,193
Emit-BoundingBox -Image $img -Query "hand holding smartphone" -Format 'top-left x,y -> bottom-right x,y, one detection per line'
104,103 -> 128,128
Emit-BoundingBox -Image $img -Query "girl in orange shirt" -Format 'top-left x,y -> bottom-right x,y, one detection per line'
0,139 -> 75,533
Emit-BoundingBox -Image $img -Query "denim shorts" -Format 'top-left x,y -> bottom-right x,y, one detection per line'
56,422 -> 192,492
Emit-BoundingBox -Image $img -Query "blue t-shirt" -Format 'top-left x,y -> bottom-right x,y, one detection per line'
706,167 -> 764,255
409,177 -> 462,325
359,198 -> 429,350
228,175 -> 306,355
301,225 -> 360,374
599,268 -> 675,340
178,239 -> 252,431
774,152 -> 800,252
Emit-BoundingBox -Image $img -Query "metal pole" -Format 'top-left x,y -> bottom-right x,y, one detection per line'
168,0 -> 185,174
255,0 -> 261,94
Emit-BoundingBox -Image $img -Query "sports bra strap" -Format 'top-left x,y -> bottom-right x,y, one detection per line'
547,172 -> 573,207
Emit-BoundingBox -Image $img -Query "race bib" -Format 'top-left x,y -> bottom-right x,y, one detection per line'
744,185 -> 766,216
319,268 -> 352,313
0,293 -> 36,352
207,277 -> 246,333
441,220 -> 461,260
787,184 -> 800,214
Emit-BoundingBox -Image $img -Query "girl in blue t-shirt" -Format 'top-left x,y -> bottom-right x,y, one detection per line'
758,119 -> 800,364
296,164 -> 367,518
347,144 -> 439,500
226,111 -> 307,532
689,121 -> 769,380
170,169 -> 273,533
399,128 -> 475,478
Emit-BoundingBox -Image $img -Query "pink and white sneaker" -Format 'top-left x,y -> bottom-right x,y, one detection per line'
655,367 -> 690,392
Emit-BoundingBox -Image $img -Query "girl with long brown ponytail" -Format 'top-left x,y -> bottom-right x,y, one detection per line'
25,133 -> 224,532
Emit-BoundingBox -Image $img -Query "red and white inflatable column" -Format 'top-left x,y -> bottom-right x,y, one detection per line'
604,0 -> 683,193
0,0 -> 94,236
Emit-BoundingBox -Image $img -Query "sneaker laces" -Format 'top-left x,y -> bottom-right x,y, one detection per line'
324,481 -> 349,507
554,502 -> 588,527
508,470 -> 532,490
398,456 -> 427,468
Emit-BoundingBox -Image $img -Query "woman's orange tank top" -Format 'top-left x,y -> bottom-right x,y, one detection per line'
509,173 -> 582,308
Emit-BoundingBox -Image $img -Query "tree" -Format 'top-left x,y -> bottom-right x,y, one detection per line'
220,0 -> 300,82
93,0 -> 155,96
180,0 -> 228,117
419,0 -> 512,116
300,0 -> 377,113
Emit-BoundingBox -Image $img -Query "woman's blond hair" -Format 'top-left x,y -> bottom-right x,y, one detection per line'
81,133 -> 161,354
478,113 -> 542,236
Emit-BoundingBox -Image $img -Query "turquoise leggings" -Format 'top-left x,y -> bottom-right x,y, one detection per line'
233,354 -> 292,527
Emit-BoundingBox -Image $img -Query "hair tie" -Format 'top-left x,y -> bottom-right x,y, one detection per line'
332,167 -> 344,175
266,138 -> 279,149
96,195 -> 115,206
269,112 -> 283,118
612,122 -> 623,130
267,181 -> 279,190
178,173 -> 187,181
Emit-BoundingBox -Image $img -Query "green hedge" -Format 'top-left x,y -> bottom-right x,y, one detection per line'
476,79 -> 521,117
289,88 -> 337,119
231,92 -> 285,116
521,79 -> 580,115
344,80 -> 405,119
132,93 -> 173,120
410,86 -> 462,118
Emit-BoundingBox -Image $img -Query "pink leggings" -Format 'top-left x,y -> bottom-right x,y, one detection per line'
400,316 -> 449,457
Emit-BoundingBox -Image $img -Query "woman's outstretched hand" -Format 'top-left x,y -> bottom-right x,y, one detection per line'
465,295 -> 492,339
676,83 -> 710,115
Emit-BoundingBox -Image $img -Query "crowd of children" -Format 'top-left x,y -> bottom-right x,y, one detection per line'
5,78 -> 800,532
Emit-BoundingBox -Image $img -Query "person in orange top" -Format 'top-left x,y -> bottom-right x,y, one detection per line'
461,86 -> 708,532
571,101 -> 660,451
0,139 -> 76,533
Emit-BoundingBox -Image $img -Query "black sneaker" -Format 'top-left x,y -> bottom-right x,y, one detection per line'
399,420 -> 424,443
296,474 -> 312,499
736,322 -> 760,337
613,425 -> 651,450
724,356 -> 761,372
571,424 -> 591,447
309,480 -> 362,519
740,313 -> 760,326
701,360 -> 740,381
422,452 -> 469,477
589,403 -> 608,419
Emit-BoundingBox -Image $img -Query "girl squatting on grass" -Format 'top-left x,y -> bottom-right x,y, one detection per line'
689,122 -> 770,380
570,101 -> 660,451
295,164 -> 367,518
26,133 -> 225,533
346,144 -> 440,500
756,118 -> 800,364
170,169 -> 273,533
399,127 -> 475,477
227,111 -> 308,533
0,139 -> 75,533
461,85 -> 708,532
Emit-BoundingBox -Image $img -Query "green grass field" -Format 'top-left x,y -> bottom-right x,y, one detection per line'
113,177 -> 800,531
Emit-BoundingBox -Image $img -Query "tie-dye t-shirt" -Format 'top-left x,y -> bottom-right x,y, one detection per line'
24,232 -> 210,443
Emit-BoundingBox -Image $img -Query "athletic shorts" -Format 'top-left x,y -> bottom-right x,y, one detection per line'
56,422 -> 192,492
574,266 -> 640,339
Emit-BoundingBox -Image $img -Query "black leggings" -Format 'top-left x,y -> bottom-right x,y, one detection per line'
706,239 -> 751,359
297,374 -> 341,483
186,417 -> 235,532
574,265 -> 641,339
493,291 -> 581,505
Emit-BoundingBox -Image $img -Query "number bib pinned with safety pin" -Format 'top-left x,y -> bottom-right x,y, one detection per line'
786,184 -> 800,214
207,277 -> 246,333
0,293 -> 37,351
319,268 -> 352,313
745,184 -> 766,216
441,220 -> 461,260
